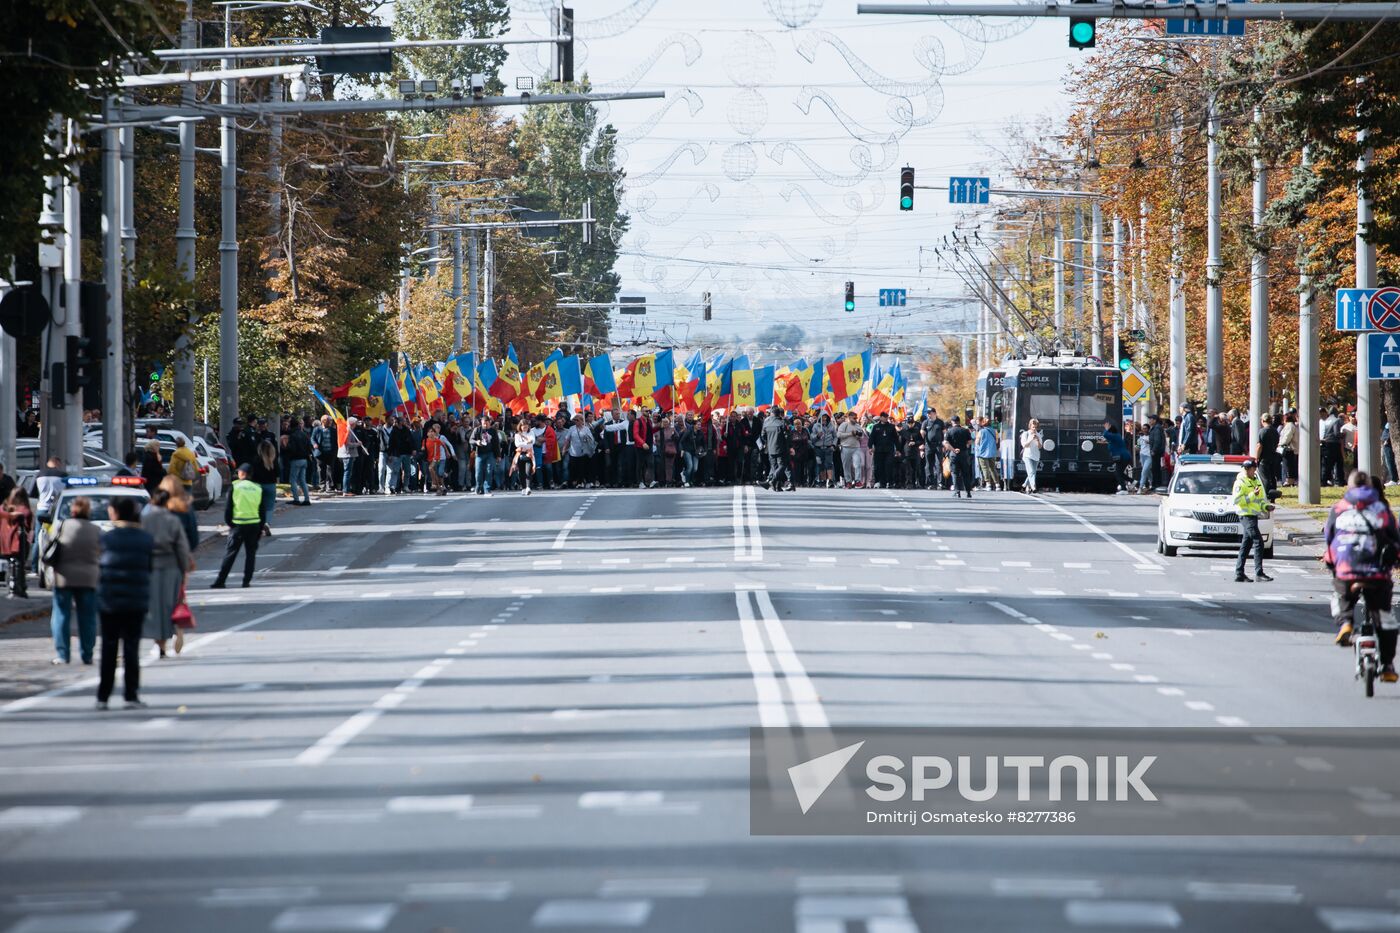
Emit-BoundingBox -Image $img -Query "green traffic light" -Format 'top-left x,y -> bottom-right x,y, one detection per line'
1118,358 -> 1131,371
845,301 -> 856,312
900,195 -> 913,209
1071,20 -> 1095,43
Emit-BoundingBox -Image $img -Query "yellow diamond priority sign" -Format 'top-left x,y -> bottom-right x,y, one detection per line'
1121,366 -> 1149,404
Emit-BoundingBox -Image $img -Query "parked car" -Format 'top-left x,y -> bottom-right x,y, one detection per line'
14,439 -> 125,497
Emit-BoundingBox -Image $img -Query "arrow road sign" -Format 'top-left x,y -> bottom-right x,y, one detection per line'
1367,332 -> 1400,380
1336,288 -> 1378,331
1165,0 -> 1245,35
1367,287 -> 1400,333
948,176 -> 991,205
878,288 -> 907,307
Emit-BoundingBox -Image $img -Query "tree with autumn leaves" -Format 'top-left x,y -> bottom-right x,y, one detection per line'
930,18 -> 1400,426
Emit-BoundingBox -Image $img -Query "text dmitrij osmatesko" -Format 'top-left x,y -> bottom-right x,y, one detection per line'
868,810 -> 1077,825
865,755 -> 1157,802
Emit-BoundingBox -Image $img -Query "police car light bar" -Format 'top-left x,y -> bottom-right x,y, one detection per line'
64,477 -> 99,486
1178,454 -> 1250,465
111,476 -> 145,487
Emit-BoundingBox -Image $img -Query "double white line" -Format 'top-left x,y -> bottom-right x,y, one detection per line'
735,585 -> 827,728
732,484 -> 763,561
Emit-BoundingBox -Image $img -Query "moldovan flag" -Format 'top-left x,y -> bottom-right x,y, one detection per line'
491,345 -> 523,403
555,354 -> 584,398
753,365 -> 776,410
707,355 -> 731,410
474,360 -> 503,414
376,362 -> 404,415
826,349 -> 871,403
585,353 -> 617,396
729,355 -> 755,409
440,353 -> 474,408
674,352 -> 705,413
618,350 -> 675,408
806,357 -> 826,405
310,387 -> 344,423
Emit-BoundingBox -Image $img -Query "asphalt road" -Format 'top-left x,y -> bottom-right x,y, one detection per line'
1,485 -> 1397,933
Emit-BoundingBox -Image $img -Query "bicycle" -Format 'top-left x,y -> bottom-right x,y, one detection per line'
1355,612 -> 1381,698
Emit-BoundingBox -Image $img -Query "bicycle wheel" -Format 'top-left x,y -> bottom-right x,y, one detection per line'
1364,658 -> 1377,698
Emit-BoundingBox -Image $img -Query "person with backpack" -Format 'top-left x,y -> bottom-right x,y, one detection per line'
1232,458 -> 1275,583
1325,471 -> 1400,682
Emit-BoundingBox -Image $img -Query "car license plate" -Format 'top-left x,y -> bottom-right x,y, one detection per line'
1202,523 -> 1237,535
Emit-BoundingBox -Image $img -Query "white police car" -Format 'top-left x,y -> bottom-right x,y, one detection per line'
36,476 -> 150,589
1157,454 -> 1274,558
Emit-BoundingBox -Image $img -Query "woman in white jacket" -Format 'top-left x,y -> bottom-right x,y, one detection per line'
1019,419 -> 1044,494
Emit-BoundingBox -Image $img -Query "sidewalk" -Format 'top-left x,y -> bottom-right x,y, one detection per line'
1273,505 -> 1325,548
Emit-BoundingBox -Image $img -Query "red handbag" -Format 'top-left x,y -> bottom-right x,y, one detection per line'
171,584 -> 196,630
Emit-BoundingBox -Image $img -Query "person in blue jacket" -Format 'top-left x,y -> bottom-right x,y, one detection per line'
1103,420 -> 1131,492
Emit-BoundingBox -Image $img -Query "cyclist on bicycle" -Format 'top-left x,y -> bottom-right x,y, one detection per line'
1325,470 -> 1400,682
510,424 -> 537,496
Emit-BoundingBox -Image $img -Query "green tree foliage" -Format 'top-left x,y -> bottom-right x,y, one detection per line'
393,0 -> 511,93
516,78 -> 629,350
0,0 -> 173,273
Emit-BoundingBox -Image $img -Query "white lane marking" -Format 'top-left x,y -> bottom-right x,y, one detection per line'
460,804 -> 545,819
294,710 -> 384,767
734,589 -> 789,728
870,557 -> 900,565
795,895 -> 917,933
653,585 -> 688,593
185,799 -> 282,821
732,485 -> 746,560
882,586 -> 915,593
533,559 -> 563,568
752,588 -> 829,728
666,556 -> 695,564
1026,494 -> 1164,566
0,806 -> 84,828
1064,900 -> 1181,927
404,881 -> 512,901
1157,687 -> 1185,696
386,795 -> 473,814
732,484 -> 764,561
433,590 -> 465,597
1110,663 -> 1136,671
989,602 -> 1026,620
1092,653 -> 1113,660
1064,562 -> 1092,569
815,584 -> 848,591
1001,560 -> 1032,568
1184,593 -> 1219,610
532,900 -> 652,928
1032,588 -> 1065,596
597,878 -> 709,898
1296,757 -> 1336,773
1216,716 -> 1250,727
5,912 -> 137,933
601,557 -> 630,565
359,591 -> 391,599
0,599 -> 312,716
1187,882 -> 1301,903
270,904 -> 397,931
1185,701 -> 1215,711
809,556 -> 837,563
1316,907 -> 1400,931
553,498 -> 595,550
797,876 -> 903,894
1134,675 -> 1161,683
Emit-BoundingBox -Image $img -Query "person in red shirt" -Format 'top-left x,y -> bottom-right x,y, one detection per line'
423,425 -> 452,496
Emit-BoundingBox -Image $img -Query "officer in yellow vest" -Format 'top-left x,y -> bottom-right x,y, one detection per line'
1232,457 -> 1274,583
211,464 -> 265,589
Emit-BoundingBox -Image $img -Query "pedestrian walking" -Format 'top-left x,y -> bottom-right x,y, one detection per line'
47,495 -> 101,665
836,412 -> 864,488
338,416 -> 366,496
510,423 -> 536,495
140,440 -> 167,495
1020,419 -> 1043,493
1103,420 -> 1130,492
975,418 -> 1001,491
141,487 -> 193,660
945,416 -> 975,498
1232,458 -> 1274,583
251,441 -> 279,536
211,464 -> 264,589
1,487 -> 34,598
284,419 -> 313,505
95,497 -> 153,710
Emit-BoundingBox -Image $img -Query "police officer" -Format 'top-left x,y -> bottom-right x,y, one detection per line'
1232,457 -> 1274,583
211,464 -> 265,589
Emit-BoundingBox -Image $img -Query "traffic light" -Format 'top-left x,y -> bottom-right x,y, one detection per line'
899,166 -> 915,211
1069,0 -> 1096,49
702,291 -> 712,321
66,335 -> 100,395
844,281 -> 855,313
1117,336 -> 1135,372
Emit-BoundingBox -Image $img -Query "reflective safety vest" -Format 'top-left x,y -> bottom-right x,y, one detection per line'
230,479 -> 263,525
1232,473 -> 1268,518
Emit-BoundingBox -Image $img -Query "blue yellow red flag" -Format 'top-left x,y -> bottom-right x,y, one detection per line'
753,365 -> 775,410
825,349 -> 871,402
585,354 -> 617,396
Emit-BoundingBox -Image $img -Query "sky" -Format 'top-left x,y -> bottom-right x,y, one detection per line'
483,1 -> 1087,358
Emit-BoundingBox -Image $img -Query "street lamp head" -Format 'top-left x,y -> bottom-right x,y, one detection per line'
288,73 -> 308,102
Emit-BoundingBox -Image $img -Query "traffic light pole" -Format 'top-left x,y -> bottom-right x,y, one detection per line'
102,99 -> 126,459
859,2 -> 1400,21
1298,147 -> 1320,506
1248,107 -> 1269,452
1205,93 -> 1223,412
60,120 -> 83,470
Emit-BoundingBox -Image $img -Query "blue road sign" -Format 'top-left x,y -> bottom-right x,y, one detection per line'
1165,0 -> 1245,35
1367,332 -> 1400,380
878,288 -> 907,307
1336,288 -> 1379,331
949,177 -> 991,205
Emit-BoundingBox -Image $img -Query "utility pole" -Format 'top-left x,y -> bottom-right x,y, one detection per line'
1112,213 -> 1123,367
1169,117 -> 1186,417
38,116 -> 64,468
467,232 -> 480,356
483,229 -> 494,356
218,9 -> 240,442
1356,112 -> 1378,476
1091,200 -> 1103,358
1052,218 -> 1065,337
452,226 -> 464,355
1073,206 -> 1084,351
1248,107 -> 1269,451
172,8 -> 197,441
59,119 -> 83,470
102,98 -> 126,459
1205,93 -> 1224,411
1298,147 -> 1319,506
